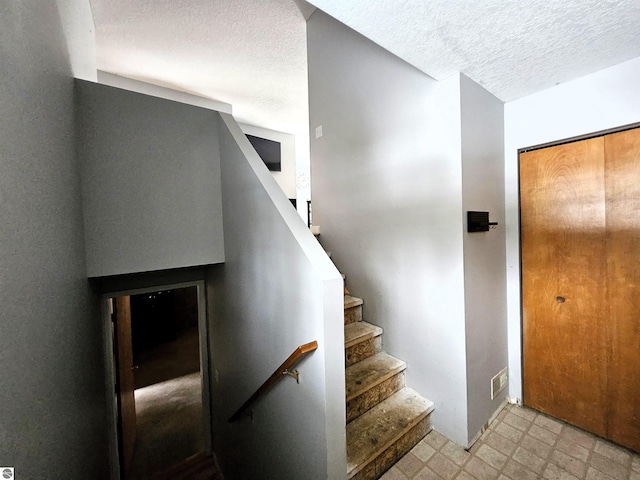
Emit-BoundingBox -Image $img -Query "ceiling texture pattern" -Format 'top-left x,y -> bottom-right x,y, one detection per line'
91,0 -> 640,134
307,0 -> 640,101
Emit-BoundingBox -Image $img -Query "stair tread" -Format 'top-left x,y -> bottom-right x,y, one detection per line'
346,387 -> 434,478
344,321 -> 382,348
344,295 -> 363,309
345,352 -> 406,401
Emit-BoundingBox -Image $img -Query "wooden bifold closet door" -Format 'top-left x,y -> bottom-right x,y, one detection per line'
520,127 -> 640,453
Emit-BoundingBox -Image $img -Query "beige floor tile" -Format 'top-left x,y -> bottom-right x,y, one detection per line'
424,431 -> 448,450
585,467 -> 617,480
529,423 -> 559,446
503,411 -> 533,432
513,446 -> 546,473
426,453 -> 459,480
440,441 -> 470,466
550,450 -> 587,478
561,425 -> 597,450
396,453 -> 425,478
543,461 -> 581,480
483,431 -> 517,456
589,452 -> 629,480
413,466 -> 444,480
494,422 -> 525,443
556,436 -> 590,463
521,434 -> 554,459
455,472 -> 477,480
411,440 -> 437,463
510,405 -> 538,422
495,407 -> 508,422
475,444 -> 508,470
534,415 -> 564,435
502,458 -> 540,480
383,403 -> 640,480
594,440 -> 632,467
463,456 -> 498,480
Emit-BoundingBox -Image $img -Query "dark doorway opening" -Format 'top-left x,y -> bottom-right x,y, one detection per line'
113,285 -> 205,479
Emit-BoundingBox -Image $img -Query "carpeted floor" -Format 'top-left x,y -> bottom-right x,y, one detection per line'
129,372 -> 204,479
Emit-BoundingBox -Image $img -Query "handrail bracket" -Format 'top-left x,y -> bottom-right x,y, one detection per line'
228,340 -> 318,423
282,368 -> 300,384
241,409 -> 254,421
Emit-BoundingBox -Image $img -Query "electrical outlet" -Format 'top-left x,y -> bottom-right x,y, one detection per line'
491,367 -> 508,399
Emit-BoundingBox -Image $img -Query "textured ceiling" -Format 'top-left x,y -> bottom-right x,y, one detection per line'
90,0 -> 640,134
307,0 -> 640,102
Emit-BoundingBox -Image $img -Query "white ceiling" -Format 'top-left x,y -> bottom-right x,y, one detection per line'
91,0 -> 640,134
91,0 -> 309,135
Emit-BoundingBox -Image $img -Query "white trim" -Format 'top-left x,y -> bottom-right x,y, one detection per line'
102,297 -> 120,480
196,282 -> 213,454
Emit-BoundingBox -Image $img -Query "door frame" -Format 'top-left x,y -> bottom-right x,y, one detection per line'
517,121 -> 640,405
102,280 -> 212,480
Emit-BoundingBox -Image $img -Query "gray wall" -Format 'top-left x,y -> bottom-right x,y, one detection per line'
207,114 -> 345,479
460,74 -> 508,443
0,1 -> 109,478
76,81 -> 225,277
307,11 -> 471,445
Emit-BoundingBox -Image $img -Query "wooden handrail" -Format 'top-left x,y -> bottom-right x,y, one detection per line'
228,340 -> 318,423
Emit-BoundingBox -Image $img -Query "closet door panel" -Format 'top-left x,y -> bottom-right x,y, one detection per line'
604,128 -> 640,452
520,137 -> 608,437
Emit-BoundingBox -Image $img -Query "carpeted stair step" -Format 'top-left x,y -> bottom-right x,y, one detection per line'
346,387 -> 435,480
344,321 -> 383,367
346,352 -> 406,422
344,295 -> 363,324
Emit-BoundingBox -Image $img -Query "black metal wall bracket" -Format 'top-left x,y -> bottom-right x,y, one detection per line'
467,211 -> 498,232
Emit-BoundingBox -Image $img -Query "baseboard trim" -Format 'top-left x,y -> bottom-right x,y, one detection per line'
465,397 -> 510,450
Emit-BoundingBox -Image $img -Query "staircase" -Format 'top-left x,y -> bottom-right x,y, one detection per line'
343,294 -> 435,479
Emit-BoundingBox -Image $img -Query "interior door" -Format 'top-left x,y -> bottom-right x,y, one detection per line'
114,296 -> 137,477
604,128 -> 640,451
520,137 -> 608,438
520,128 -> 640,452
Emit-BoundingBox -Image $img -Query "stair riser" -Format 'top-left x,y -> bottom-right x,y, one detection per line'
345,335 -> 382,367
347,372 -> 405,423
344,304 -> 363,324
350,415 -> 432,480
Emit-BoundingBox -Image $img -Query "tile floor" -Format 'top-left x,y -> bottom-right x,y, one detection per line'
381,403 -> 640,480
